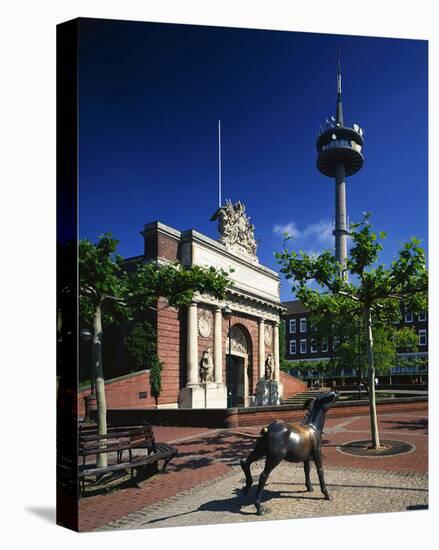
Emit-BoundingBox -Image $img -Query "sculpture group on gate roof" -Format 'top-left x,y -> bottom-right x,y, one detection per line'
211,200 -> 258,257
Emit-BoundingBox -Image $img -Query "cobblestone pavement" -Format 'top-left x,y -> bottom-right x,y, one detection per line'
79,408 -> 428,531
98,462 -> 428,531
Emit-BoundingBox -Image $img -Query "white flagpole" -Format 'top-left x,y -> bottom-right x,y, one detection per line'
218,119 -> 222,208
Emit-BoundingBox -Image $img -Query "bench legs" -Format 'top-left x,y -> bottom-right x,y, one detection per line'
162,452 -> 177,472
134,464 -> 157,488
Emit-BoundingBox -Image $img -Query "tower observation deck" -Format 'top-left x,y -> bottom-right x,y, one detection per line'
316,52 -> 364,278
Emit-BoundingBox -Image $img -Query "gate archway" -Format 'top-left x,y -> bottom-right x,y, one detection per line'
226,324 -> 253,407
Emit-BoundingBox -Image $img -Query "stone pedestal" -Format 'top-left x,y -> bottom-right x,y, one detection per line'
254,379 -> 283,406
178,383 -> 227,409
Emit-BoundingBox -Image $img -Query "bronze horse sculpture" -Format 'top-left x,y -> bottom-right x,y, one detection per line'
240,390 -> 338,515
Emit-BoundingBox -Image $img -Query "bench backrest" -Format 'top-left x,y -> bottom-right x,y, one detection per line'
79,421 -> 156,453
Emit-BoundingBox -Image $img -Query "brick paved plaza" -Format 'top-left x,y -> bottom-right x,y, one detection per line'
79,407 -> 428,532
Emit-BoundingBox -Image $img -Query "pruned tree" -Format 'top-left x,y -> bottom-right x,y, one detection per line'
276,215 -> 427,449
309,311 -> 419,390
79,233 -> 230,466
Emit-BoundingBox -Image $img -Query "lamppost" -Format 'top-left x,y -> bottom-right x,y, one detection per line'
80,328 -> 96,420
223,305 -> 233,408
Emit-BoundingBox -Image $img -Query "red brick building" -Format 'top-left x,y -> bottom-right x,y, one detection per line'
80,207 -> 287,412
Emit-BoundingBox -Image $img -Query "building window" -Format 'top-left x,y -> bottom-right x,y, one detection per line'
333,336 -> 339,349
300,317 -> 307,333
405,311 -> 413,323
289,319 -> 296,333
300,339 -> 307,354
418,311 -> 427,322
322,338 -> 329,352
311,339 -> 317,353
289,340 -> 297,355
419,329 -> 427,346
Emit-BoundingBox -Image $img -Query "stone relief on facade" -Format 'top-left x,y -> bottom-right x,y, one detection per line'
227,325 -> 248,355
210,200 -> 258,258
198,313 -> 212,338
265,353 -> 274,381
264,324 -> 272,346
199,347 -> 214,383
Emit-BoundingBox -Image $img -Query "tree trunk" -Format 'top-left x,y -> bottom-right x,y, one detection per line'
93,303 -> 108,468
364,307 -> 381,449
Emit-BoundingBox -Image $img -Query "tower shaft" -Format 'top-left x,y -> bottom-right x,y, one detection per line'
334,163 -> 348,277
316,52 -> 364,281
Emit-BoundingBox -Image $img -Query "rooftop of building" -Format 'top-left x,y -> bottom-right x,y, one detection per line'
282,300 -> 309,315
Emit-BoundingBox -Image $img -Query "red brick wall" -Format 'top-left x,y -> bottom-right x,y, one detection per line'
233,400 -> 428,428
78,371 -> 155,418
280,371 -> 308,396
156,297 -> 184,406
106,399 -> 428,429
157,233 -> 179,261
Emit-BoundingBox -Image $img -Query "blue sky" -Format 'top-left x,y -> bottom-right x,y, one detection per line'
78,19 -> 428,301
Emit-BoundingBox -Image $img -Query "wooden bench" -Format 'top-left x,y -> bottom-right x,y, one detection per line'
78,422 -> 177,497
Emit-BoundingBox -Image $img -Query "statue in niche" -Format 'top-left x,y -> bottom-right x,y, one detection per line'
210,199 -> 258,257
265,353 -> 274,381
200,347 -> 214,383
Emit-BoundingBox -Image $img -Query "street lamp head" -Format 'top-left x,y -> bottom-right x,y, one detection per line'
80,328 -> 93,342
223,305 -> 233,320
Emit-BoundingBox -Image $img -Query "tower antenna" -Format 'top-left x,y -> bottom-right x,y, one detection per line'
218,120 -> 222,208
336,49 -> 343,126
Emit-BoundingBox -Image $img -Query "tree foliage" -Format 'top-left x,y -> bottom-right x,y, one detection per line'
278,319 -> 291,372
276,215 -> 427,318
126,321 -> 157,371
79,233 -> 231,325
276,215 -> 428,448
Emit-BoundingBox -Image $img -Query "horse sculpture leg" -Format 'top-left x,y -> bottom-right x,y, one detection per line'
254,454 -> 283,516
240,446 -> 264,496
313,449 -> 332,500
304,459 -> 313,492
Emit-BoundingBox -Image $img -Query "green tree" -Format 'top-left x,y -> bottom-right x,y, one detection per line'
126,321 -> 157,372
278,319 -> 291,373
126,320 -> 164,405
276,215 -> 427,449
310,311 -> 419,388
79,233 -> 230,466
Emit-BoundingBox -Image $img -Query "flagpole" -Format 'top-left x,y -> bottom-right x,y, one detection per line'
218,119 -> 222,208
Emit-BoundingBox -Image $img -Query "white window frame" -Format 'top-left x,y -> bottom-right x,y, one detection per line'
418,311 -> 427,322
300,339 -> 307,354
419,329 -> 427,346
322,338 -> 329,352
289,340 -> 297,355
405,311 -> 413,323
310,339 -> 317,353
289,318 -> 296,334
300,317 -> 307,333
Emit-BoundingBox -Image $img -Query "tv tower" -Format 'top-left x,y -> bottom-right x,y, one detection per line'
316,52 -> 364,278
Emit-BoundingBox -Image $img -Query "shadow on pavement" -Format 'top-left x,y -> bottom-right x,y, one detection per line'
381,419 -> 428,433
138,486 -> 331,526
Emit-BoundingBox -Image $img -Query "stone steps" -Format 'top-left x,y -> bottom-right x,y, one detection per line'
281,389 -> 328,406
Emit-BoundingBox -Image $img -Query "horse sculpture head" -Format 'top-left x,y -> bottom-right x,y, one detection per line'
303,391 -> 339,428
316,390 -> 339,410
